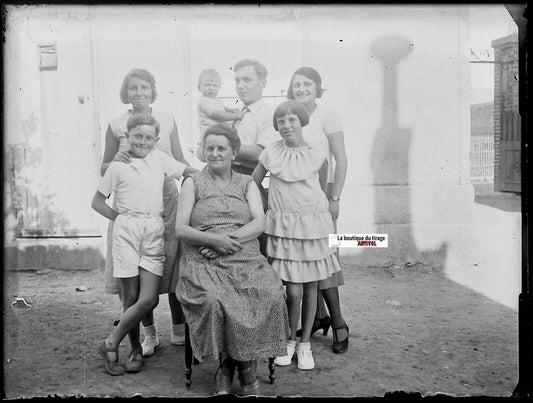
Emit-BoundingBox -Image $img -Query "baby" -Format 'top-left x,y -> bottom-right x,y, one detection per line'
195,68 -> 244,162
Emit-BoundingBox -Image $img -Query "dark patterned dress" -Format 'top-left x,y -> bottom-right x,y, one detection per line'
176,169 -> 288,362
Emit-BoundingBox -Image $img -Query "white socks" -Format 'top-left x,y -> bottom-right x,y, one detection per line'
296,341 -> 314,370
142,324 -> 157,337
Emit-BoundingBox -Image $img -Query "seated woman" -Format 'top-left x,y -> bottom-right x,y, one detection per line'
175,124 -> 288,396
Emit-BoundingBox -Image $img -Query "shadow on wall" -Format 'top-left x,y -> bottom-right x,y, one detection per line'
6,143 -> 76,237
4,113 -> 105,271
353,35 -> 448,269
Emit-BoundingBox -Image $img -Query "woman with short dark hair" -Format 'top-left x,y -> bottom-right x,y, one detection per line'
100,68 -> 192,368
287,66 -> 349,354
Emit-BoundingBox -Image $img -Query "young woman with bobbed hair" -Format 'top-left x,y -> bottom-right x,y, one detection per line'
287,67 -> 349,355
100,68 -> 192,362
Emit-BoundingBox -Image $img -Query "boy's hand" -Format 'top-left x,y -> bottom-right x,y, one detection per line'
199,246 -> 221,260
113,151 -> 132,164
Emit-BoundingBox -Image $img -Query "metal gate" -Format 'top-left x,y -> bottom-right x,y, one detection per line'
470,134 -> 494,182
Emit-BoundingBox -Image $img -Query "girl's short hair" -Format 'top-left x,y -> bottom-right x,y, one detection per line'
198,68 -> 221,90
286,67 -> 324,100
233,59 -> 268,80
120,68 -> 158,104
272,100 -> 310,131
126,113 -> 160,136
203,123 -> 241,154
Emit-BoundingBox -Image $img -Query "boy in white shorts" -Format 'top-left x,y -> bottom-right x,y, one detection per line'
91,113 -> 195,376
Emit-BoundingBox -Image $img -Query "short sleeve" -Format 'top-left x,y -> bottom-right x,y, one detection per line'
108,113 -> 130,152
256,118 -> 279,148
238,173 -> 253,194
97,163 -> 119,198
161,152 -> 186,179
198,97 -> 225,117
323,107 -> 343,136
257,122 -> 280,147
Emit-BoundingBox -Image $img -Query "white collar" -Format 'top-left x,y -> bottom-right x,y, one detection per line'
129,149 -> 156,170
243,98 -> 265,114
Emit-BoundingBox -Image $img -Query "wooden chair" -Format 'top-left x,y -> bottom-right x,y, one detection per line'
184,322 -> 276,388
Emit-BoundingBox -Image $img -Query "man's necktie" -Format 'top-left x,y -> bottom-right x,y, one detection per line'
233,106 -> 250,128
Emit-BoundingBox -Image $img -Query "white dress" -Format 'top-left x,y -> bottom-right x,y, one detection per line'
302,104 -> 345,288
303,104 -> 343,184
259,140 -> 341,283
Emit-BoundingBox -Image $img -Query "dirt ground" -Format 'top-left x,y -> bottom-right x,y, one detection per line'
3,258 -> 519,399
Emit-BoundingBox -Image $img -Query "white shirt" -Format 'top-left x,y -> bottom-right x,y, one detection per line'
303,104 -> 344,183
234,98 -> 278,147
98,149 -> 186,215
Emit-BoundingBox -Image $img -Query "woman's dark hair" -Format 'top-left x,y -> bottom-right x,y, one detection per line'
286,67 -> 324,100
120,68 -> 158,104
126,113 -> 160,136
203,123 -> 241,154
272,100 -> 310,131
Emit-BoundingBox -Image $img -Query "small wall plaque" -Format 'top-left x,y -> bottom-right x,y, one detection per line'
38,42 -> 57,70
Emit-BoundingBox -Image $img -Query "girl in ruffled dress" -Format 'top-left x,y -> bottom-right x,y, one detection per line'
252,100 -> 341,370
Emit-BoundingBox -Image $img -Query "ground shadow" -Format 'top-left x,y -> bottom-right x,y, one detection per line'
474,194 -> 521,212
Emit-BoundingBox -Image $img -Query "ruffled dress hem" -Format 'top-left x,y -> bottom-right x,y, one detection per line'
272,254 -> 341,283
265,210 -> 333,239
267,236 -> 334,260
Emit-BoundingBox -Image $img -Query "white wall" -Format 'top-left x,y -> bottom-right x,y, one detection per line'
6,4 -> 514,273
88,5 -> 473,183
4,6 -> 100,237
